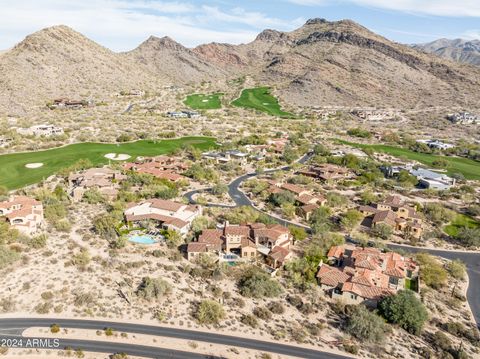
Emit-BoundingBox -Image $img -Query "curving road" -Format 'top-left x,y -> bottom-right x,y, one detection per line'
184,152 -> 480,329
0,318 -> 350,359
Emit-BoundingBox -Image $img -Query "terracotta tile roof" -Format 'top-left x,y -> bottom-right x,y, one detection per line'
327,245 -> 345,258
241,237 -> 257,248
319,245 -> 419,300
341,282 -> 393,300
269,246 -> 290,262
125,213 -> 188,230
358,205 -> 378,213
224,225 -> 251,237
281,183 -> 308,195
149,199 -> 184,212
316,265 -> 351,287
296,194 -> 316,205
372,210 -> 397,226
300,203 -> 319,213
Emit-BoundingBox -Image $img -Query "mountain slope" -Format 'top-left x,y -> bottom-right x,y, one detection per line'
193,18 -> 480,109
1,20 -> 480,114
124,36 -> 227,85
413,38 -> 480,66
0,25 -> 162,113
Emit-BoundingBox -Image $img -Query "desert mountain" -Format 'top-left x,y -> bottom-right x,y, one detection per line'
1,20 -> 480,114
412,38 -> 480,66
195,18 -> 480,109
0,25 -> 163,113
123,36 -> 227,85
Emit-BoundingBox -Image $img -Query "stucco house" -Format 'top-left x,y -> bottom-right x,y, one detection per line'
0,196 -> 45,235
317,245 -> 419,307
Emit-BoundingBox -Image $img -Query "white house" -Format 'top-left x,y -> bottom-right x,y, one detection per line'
17,124 -> 64,137
124,199 -> 201,235
417,139 -> 455,150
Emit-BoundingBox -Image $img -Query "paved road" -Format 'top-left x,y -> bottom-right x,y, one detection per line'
191,152 -> 480,329
0,318 -> 350,359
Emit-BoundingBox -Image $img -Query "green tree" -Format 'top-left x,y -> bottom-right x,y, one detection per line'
93,214 -> 118,240
416,253 -> 448,289
136,277 -> 172,301
211,182 -> 228,196
371,223 -> 393,240
0,222 -> 19,245
238,267 -> 283,298
165,230 -> 182,249
195,300 -> 225,325
288,226 -> 307,242
345,305 -> 387,343
282,145 -> 298,164
455,227 -> 480,247
309,206 -> 332,234
270,191 -> 296,207
423,203 -> 455,225
446,259 -> 466,280
378,290 -> 428,335
340,209 -> 363,231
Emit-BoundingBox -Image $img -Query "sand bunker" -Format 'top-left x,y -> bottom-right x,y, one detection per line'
25,163 -> 44,169
104,153 -> 131,161
202,99 -> 209,102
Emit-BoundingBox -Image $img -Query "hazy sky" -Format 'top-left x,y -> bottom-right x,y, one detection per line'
0,0 -> 479,51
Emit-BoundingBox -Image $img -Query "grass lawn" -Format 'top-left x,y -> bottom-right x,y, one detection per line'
444,213 -> 480,237
184,93 -> 223,110
231,87 -> 295,118
0,137 -> 216,190
338,140 -> 480,180
405,278 -> 419,292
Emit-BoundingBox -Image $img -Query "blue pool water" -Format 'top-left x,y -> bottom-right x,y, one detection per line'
128,235 -> 157,245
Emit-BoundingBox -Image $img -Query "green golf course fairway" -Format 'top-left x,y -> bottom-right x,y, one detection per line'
0,137 -> 216,190
231,87 -> 295,118
339,140 -> 480,180
444,213 -> 480,237
184,93 -> 223,109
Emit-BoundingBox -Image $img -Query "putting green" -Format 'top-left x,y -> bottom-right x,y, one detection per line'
0,137 -> 216,190
231,87 -> 295,118
184,93 -> 223,109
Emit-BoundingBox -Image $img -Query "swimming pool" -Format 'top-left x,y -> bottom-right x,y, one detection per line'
128,235 -> 157,245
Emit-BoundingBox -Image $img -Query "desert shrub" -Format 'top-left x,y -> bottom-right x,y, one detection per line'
238,267 -> 282,298
93,213 -> 118,240
29,234 -> 48,248
41,291 -> 54,301
345,305 -> 387,343
194,300 -> 225,325
72,249 -> 91,270
0,246 -> 20,269
447,259 -> 466,280
267,301 -> 285,314
253,306 -> 272,320
35,302 -> 52,314
73,292 -> 96,307
416,253 -> 448,289
240,314 -> 258,328
50,324 -> 60,333
432,330 -> 452,352
136,277 -> 172,301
